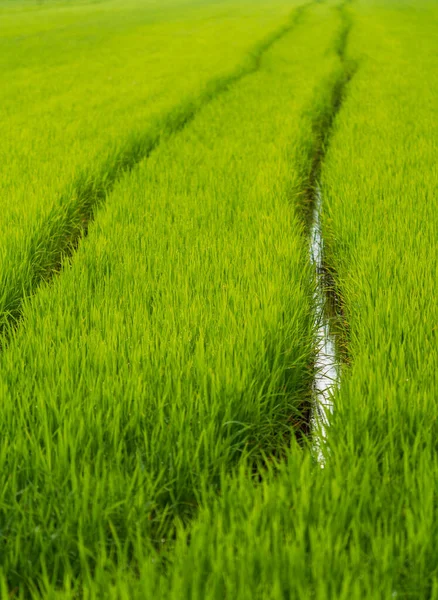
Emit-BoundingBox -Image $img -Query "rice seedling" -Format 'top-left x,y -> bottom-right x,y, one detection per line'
89,2 -> 438,599
2,0 -> 436,597
0,0 -> 306,339
0,1 -> 345,595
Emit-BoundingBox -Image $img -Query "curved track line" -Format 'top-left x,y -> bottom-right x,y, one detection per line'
305,0 -> 357,459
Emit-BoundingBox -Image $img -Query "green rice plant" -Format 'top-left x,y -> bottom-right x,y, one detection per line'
0,2 -> 344,595
83,2 -> 438,599
319,0 -> 438,595
4,0 -> 435,597
0,0 -> 307,339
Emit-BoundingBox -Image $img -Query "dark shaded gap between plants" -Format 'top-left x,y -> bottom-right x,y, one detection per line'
0,1 -> 313,352
247,1 -> 358,474
294,0 -> 357,450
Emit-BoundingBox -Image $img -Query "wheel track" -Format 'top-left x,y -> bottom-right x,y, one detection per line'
300,0 -> 357,452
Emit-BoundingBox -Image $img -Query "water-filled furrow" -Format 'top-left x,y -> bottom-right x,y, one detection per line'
305,1 -> 356,460
309,185 -> 340,462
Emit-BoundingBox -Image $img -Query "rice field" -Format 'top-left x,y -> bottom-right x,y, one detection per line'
1,0 -> 437,597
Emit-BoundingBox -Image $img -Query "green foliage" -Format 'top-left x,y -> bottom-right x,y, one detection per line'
0,0 -> 343,595
112,2 -> 438,599
0,0 -> 303,336
1,0 -> 436,597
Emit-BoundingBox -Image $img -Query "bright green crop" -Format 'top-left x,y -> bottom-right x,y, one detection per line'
1,0 -> 437,597
0,1 -> 344,595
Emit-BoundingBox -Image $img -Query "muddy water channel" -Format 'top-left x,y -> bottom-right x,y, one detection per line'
309,185 -> 341,464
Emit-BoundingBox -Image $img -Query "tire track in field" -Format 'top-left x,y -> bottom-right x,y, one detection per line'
309,0 -> 356,364
0,2 -> 314,349
303,0 -> 356,223
299,0 -> 356,455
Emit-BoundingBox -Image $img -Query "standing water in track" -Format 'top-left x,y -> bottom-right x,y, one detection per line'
309,184 -> 340,464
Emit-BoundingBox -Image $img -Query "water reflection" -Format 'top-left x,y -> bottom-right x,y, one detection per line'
309,185 -> 340,464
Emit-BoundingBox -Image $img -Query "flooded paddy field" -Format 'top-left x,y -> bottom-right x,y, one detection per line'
0,0 -> 437,597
